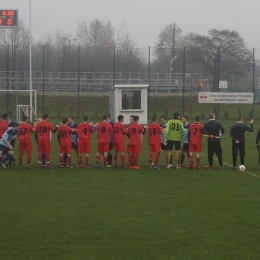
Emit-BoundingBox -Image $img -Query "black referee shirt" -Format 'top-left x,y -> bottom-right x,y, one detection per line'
230,122 -> 253,142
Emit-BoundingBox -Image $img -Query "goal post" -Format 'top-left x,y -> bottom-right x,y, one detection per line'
0,89 -> 37,122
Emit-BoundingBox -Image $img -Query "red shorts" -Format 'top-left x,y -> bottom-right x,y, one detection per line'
114,142 -> 124,152
60,145 -> 72,154
128,145 -> 140,155
149,143 -> 161,153
189,143 -> 202,153
78,139 -> 91,153
38,139 -> 51,153
97,142 -> 109,153
19,139 -> 32,152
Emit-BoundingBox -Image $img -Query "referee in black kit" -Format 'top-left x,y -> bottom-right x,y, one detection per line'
230,117 -> 254,170
204,113 -> 225,170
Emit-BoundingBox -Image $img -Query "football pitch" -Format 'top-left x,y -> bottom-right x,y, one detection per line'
1,124 -> 260,260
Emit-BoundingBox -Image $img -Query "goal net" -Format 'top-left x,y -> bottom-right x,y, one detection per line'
0,90 -> 37,122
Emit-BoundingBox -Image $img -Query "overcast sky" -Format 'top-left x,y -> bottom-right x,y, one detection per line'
2,0 -> 260,49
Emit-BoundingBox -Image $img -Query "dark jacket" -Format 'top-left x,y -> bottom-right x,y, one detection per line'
230,122 -> 253,142
204,119 -> 225,142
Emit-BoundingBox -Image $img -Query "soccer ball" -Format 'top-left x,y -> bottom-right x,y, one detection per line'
238,165 -> 246,171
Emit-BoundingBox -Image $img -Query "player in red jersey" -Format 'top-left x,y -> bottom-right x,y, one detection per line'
147,116 -> 163,169
126,115 -> 146,169
0,113 -> 9,139
113,115 -> 127,168
188,115 -> 204,169
18,115 -> 34,169
58,118 -> 75,168
76,116 -> 95,168
95,114 -> 113,168
34,114 -> 58,169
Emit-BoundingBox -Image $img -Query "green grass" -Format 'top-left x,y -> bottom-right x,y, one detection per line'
1,125 -> 260,259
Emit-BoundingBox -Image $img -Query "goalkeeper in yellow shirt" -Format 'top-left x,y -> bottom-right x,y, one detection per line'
164,112 -> 185,169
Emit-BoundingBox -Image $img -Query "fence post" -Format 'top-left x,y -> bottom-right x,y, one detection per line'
148,47 -> 150,119
7,45 -> 9,113
77,45 -> 80,119
182,47 -> 185,116
113,46 -> 116,86
252,48 -> 255,118
42,45 -> 45,115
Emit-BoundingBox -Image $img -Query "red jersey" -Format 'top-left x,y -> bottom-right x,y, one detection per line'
58,125 -> 74,146
97,122 -> 112,143
34,121 -> 54,140
76,123 -> 94,140
113,122 -> 126,143
0,120 -> 8,138
18,122 -> 33,140
126,123 -> 144,145
189,123 -> 204,144
148,123 -> 162,144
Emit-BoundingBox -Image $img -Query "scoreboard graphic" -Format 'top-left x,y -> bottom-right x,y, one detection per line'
0,10 -> 18,27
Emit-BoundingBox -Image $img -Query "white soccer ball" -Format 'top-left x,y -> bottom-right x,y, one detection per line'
238,165 -> 246,171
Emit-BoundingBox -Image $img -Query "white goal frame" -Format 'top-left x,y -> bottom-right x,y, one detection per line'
0,89 -> 37,122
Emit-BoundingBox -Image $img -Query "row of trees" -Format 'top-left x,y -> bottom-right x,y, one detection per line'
0,19 -> 255,90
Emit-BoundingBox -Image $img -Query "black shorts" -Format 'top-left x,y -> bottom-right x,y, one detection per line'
167,140 -> 181,151
161,143 -> 167,151
71,142 -> 78,151
182,143 -> 189,152
0,144 -> 11,155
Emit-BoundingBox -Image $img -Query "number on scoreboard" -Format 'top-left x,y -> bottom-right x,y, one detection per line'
0,10 -> 18,27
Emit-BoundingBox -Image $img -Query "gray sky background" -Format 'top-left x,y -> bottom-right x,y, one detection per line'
2,0 -> 260,49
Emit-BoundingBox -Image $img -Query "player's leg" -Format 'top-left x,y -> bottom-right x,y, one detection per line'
113,143 -> 118,167
153,143 -> 161,169
95,142 -> 101,167
38,140 -> 44,167
103,143 -> 109,167
207,142 -> 214,168
2,150 -> 15,164
175,141 -> 181,169
77,141 -> 83,168
180,143 -> 187,167
195,143 -> 202,169
18,140 -> 25,168
215,142 -> 224,169
44,141 -> 52,168
188,150 -> 193,168
8,139 -> 16,166
107,142 -> 113,167
232,142 -> 238,169
149,144 -> 154,168
25,140 -> 32,169
132,145 -> 141,169
84,139 -> 90,168
166,141 -> 174,169
239,142 -> 245,166
59,153 -> 65,167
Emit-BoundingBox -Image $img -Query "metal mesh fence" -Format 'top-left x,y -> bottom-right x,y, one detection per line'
0,45 -> 258,121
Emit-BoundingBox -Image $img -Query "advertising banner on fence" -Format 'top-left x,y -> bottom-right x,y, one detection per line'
198,92 -> 254,104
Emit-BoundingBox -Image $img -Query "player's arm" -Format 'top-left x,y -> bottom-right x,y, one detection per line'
142,125 -> 147,135
245,119 -> 254,132
255,129 -> 260,144
51,124 -> 58,133
230,126 -> 237,142
219,123 -> 225,135
3,130 -> 13,149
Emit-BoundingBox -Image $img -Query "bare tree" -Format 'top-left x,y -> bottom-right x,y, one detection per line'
0,19 -> 30,71
187,29 -> 252,90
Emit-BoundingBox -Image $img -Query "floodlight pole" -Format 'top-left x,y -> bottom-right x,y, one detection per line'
29,0 -> 33,121
169,55 -> 178,93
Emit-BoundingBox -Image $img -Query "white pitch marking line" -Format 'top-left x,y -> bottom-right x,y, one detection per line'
201,153 -> 260,180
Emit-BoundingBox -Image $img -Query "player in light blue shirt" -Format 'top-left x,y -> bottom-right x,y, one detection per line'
0,123 -> 20,168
